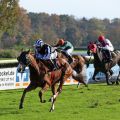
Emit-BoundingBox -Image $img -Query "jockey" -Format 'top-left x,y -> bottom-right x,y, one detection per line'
97,35 -> 114,62
34,39 -> 58,70
54,38 -> 74,64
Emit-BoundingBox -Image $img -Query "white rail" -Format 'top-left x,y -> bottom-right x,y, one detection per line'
0,59 -> 17,64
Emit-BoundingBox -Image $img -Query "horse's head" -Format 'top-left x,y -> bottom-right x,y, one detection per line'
87,42 -> 104,63
17,50 -> 30,73
72,55 -> 85,73
87,42 -> 97,55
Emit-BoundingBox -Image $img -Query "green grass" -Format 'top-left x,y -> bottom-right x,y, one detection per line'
0,83 -> 120,120
73,50 -> 87,53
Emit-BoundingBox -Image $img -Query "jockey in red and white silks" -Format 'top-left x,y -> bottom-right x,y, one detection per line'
98,35 -> 114,62
98,36 -> 114,51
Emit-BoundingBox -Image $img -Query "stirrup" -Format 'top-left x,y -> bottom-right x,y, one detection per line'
53,63 -> 59,70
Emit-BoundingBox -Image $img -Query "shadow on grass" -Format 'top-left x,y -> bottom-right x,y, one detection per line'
0,107 -> 21,116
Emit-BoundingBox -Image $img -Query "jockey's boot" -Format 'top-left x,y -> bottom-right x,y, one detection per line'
62,51 -> 73,64
68,55 -> 73,64
51,59 -> 59,70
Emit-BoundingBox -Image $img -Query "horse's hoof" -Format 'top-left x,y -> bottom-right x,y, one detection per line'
111,81 -> 115,85
42,100 -> 46,103
87,88 -> 90,90
48,98 -> 51,102
107,83 -> 112,85
49,109 -> 54,112
40,99 -> 46,103
116,82 -> 119,85
19,106 -> 23,109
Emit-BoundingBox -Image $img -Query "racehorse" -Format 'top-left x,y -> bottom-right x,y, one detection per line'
87,42 -> 120,85
17,50 -> 73,112
57,51 -> 88,88
71,54 -> 88,88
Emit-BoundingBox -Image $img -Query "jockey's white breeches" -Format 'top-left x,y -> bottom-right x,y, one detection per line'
50,51 -> 58,59
66,47 -> 74,54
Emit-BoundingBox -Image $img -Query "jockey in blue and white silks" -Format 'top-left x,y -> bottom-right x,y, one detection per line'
34,39 -> 58,70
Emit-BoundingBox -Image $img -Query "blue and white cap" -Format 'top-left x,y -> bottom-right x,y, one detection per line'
34,39 -> 44,47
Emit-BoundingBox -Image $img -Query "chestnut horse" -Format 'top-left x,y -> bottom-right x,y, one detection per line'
57,51 -> 88,88
87,42 -> 120,85
71,54 -> 88,88
17,50 -> 73,112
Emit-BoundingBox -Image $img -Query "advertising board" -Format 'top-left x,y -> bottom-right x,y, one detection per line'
0,65 -> 119,90
0,67 -> 30,90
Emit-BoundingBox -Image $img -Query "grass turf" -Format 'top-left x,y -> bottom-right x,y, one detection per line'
0,83 -> 120,120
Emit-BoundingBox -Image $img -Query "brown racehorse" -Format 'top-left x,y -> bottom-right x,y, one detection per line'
17,50 -> 73,112
87,42 -> 120,85
57,51 -> 88,88
71,54 -> 88,88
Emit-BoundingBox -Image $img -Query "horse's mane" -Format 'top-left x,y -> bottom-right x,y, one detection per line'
72,54 -> 89,65
27,53 -> 40,74
114,50 -> 120,55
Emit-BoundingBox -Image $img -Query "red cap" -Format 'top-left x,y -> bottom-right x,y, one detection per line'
88,43 -> 97,53
98,35 -> 105,42
58,39 -> 65,45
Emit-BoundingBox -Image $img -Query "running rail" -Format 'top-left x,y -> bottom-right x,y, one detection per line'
0,59 -> 17,64
0,56 -> 94,68
0,59 -> 18,68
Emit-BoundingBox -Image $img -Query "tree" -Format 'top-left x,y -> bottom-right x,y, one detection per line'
0,0 -> 20,38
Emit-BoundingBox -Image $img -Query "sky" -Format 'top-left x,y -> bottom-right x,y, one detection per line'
19,0 -> 120,20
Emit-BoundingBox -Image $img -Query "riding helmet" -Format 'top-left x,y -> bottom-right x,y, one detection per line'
98,35 -> 105,42
58,39 -> 65,45
34,39 -> 44,47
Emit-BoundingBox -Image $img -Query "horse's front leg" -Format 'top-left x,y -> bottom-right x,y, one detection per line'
19,89 -> 26,109
39,83 -> 49,103
19,83 -> 37,109
106,71 -> 112,85
92,70 -> 99,82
